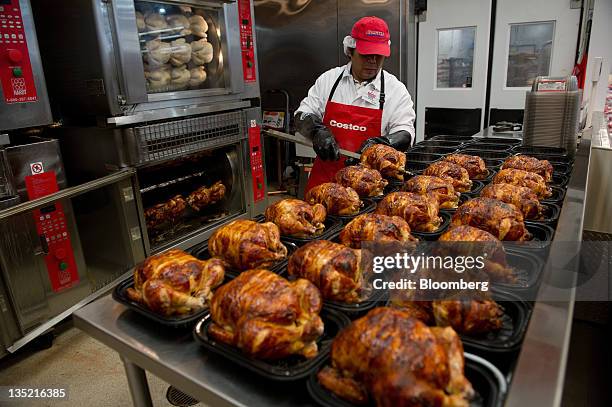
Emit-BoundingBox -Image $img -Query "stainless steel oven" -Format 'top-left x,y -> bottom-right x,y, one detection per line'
31,0 -> 259,125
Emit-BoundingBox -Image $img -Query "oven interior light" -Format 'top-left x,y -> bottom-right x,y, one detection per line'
159,7 -> 166,14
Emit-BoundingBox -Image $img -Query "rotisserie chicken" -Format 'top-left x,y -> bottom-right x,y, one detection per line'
265,199 -> 327,237
493,168 -> 552,199
318,307 -> 474,406
126,249 -> 225,316
502,154 -> 554,182
186,181 -> 226,211
288,240 -> 363,303
375,192 -> 442,232
423,161 -> 473,193
305,182 -> 362,216
208,269 -> 324,359
480,182 -> 543,219
339,213 -> 417,249
334,165 -> 388,197
443,154 -> 489,180
451,197 -> 530,241
401,175 -> 460,209
360,144 -> 406,181
439,225 -> 516,283
144,195 -> 187,229
208,220 -> 288,270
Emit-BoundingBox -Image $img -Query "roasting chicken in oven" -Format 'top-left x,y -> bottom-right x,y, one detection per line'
334,165 -> 388,197
502,154 -> 554,182
265,199 -> 327,237
452,197 -> 530,241
443,153 -> 489,180
360,144 -> 406,181
144,195 -> 187,229
339,213 -> 417,249
208,269 -> 324,359
208,220 -> 288,270
439,225 -> 516,283
305,183 -> 362,216
480,182 -> 543,219
126,249 -> 225,316
375,192 -> 442,232
423,161 -> 473,193
318,307 -> 474,406
288,240 -> 363,303
186,181 -> 226,211
401,175 -> 460,209
494,168 -> 552,199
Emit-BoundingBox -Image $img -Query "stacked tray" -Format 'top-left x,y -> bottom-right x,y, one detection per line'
408,145 -> 459,155
252,214 -> 344,247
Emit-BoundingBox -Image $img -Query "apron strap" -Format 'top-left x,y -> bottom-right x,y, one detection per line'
328,72 -> 344,103
327,69 -> 386,110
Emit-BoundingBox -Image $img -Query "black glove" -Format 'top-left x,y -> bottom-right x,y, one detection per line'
295,113 -> 340,161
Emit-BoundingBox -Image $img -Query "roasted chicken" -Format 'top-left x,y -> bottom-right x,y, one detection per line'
494,168 -> 552,199
502,154 -> 554,182
481,182 -> 543,219
126,249 -> 225,316
318,307 -> 474,406
144,195 -> 187,229
360,144 -> 406,181
334,165 -> 388,197
265,199 -> 326,237
186,181 -> 226,211
288,240 -> 363,303
443,154 -> 489,180
375,192 -> 442,232
451,197 -> 530,241
208,220 -> 288,270
339,213 -> 417,249
423,161 -> 473,193
401,175 -> 460,209
305,182 -> 362,216
208,269 -> 324,359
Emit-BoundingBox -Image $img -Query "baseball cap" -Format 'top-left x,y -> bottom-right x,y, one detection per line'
350,16 -> 391,57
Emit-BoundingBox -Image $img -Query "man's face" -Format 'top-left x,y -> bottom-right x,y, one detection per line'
351,51 -> 385,82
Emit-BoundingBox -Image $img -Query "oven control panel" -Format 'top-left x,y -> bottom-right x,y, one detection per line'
238,0 -> 256,83
0,0 -> 37,103
248,120 -> 265,202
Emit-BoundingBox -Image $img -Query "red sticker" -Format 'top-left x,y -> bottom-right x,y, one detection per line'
248,123 -> 265,202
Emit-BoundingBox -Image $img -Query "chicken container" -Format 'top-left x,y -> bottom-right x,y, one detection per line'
551,174 -> 570,188
463,143 -> 514,152
527,203 -> 561,227
252,214 -> 344,247
369,185 -> 400,203
542,186 -> 567,204
483,159 -> 504,170
492,250 -> 545,295
511,146 -> 569,157
472,138 -> 521,146
327,199 -> 377,225
513,152 -> 574,166
192,308 -> 350,381
463,180 -> 487,197
551,163 -> 573,176
430,135 -> 478,145
408,146 -> 459,155
416,140 -> 466,149
319,273 -> 388,319
460,149 -> 512,160
402,161 -> 430,173
410,211 -> 452,241
405,152 -> 445,163
439,194 -> 470,216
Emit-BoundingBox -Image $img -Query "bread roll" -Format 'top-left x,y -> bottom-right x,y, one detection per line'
191,39 -> 213,65
189,15 -> 208,38
136,12 -> 146,32
189,66 -> 207,87
169,38 -> 191,66
167,14 -> 191,36
146,39 -> 172,66
145,12 -> 167,31
171,65 -> 191,89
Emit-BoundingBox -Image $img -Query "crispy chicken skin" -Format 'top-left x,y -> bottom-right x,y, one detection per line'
265,199 -> 326,237
318,307 -> 474,406
208,220 -> 288,270
288,240 -> 363,303
340,213 -> 418,249
360,144 -> 407,181
334,165 -> 388,197
126,249 -> 225,316
439,225 -> 516,283
186,181 -> 226,211
481,182 -> 543,219
451,197 -> 530,241
305,182 -> 362,216
401,175 -> 460,209
208,269 -> 324,359
144,195 -> 187,229
423,161 -> 473,193
375,192 -> 442,232
443,154 -> 489,180
502,155 -> 554,182
494,168 -> 552,199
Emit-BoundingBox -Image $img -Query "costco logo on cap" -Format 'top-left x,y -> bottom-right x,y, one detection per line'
351,16 -> 391,57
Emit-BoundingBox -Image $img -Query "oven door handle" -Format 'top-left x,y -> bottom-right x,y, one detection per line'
34,234 -> 49,256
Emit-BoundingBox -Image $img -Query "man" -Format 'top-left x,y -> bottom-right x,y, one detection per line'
295,16 -> 416,191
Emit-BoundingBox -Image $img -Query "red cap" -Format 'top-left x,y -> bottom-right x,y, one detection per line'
351,16 -> 391,57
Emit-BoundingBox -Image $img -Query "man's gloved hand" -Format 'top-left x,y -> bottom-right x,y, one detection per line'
312,127 -> 340,161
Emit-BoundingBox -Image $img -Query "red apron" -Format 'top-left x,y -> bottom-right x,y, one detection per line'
305,71 -> 385,191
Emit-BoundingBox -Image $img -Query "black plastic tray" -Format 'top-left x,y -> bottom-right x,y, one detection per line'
307,354 -> 502,407
483,158 -> 504,169
403,161 -> 430,173
527,202 -> 561,226
410,211 -> 452,241
416,140 -> 466,149
516,152 -> 574,165
473,138 -> 521,146
327,199 -> 377,225
439,194 -> 470,215
370,184 -> 400,203
552,163 -> 573,175
542,185 -> 567,204
492,250 -> 545,292
408,145 -> 458,155
193,308 -> 350,381
512,145 -> 569,156
431,135 -> 478,144
253,214 -> 344,247
551,173 -> 569,188
460,149 -> 512,160
405,152 -> 444,163
526,222 -> 555,242
321,275 -> 388,318
463,180 -> 486,197
113,275 -> 212,329
463,143 -> 514,152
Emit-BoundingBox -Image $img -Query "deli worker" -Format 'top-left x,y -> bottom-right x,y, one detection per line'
295,16 -> 416,191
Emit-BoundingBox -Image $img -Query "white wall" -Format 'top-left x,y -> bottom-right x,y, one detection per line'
583,0 -> 612,113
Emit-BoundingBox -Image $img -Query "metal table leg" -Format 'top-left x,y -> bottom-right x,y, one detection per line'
121,356 -> 154,407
